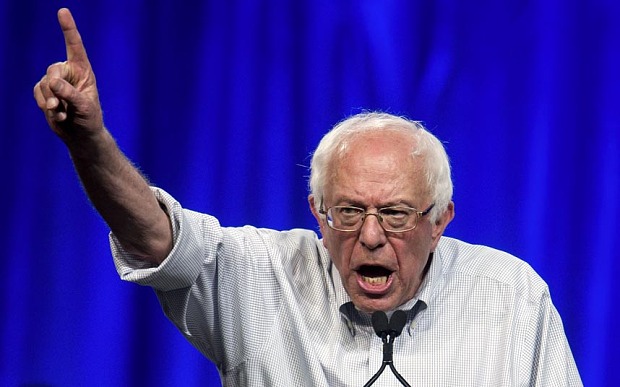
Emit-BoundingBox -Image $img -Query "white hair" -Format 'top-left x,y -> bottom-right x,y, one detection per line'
309,112 -> 453,223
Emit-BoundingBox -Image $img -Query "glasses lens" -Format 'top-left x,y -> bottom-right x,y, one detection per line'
379,207 -> 416,231
328,206 -> 363,231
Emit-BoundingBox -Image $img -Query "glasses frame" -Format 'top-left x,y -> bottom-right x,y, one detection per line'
318,202 -> 435,233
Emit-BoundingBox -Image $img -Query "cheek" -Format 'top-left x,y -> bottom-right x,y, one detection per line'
398,253 -> 425,275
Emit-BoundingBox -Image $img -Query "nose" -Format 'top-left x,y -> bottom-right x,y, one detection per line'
358,213 -> 387,250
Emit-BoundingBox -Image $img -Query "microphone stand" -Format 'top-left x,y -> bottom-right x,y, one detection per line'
364,311 -> 411,387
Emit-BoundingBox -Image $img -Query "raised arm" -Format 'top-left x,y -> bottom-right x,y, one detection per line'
33,8 -> 172,265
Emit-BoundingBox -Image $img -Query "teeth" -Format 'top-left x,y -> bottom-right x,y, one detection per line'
362,276 -> 388,285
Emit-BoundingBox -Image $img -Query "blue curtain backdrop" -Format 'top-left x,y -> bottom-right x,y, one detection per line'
1,0 -> 618,385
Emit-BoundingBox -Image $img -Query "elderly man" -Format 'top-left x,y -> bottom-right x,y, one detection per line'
35,8 -> 581,386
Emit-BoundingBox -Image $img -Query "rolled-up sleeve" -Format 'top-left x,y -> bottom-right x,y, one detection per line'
110,187 -> 221,292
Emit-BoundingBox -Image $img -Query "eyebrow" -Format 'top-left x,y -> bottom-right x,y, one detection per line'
333,198 -> 418,209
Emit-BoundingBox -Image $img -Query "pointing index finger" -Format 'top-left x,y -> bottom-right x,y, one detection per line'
57,8 -> 89,65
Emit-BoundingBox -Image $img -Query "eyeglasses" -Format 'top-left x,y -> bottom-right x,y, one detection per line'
319,203 -> 435,233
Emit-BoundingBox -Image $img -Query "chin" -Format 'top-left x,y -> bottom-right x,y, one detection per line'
353,297 -> 397,314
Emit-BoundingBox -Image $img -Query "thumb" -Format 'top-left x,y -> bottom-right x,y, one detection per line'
49,77 -> 85,109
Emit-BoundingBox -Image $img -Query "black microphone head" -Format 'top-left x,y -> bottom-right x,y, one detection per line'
371,311 -> 389,338
388,310 -> 407,338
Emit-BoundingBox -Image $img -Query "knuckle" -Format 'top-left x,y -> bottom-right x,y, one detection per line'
46,61 -> 66,77
46,63 -> 58,73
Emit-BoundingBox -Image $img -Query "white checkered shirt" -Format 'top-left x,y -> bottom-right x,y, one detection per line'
112,188 -> 582,386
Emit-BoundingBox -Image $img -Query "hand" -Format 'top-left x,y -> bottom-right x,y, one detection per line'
33,8 -> 103,144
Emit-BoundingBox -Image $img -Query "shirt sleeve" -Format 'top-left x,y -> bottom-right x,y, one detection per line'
523,288 -> 583,386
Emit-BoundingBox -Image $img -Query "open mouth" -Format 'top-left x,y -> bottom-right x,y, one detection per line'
356,265 -> 394,292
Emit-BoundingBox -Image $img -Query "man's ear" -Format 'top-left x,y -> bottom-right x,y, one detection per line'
308,195 -> 328,246
431,201 -> 455,250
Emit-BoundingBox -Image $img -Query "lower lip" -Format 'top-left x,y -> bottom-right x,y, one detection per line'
356,273 -> 393,295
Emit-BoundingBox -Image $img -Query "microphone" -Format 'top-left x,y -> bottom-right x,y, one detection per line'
388,310 -> 407,338
364,310 -> 411,387
371,310 -> 389,338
